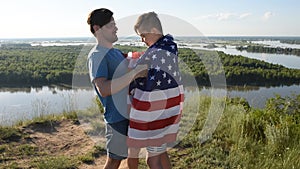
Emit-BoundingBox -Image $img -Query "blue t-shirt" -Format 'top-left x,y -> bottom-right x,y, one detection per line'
88,45 -> 129,123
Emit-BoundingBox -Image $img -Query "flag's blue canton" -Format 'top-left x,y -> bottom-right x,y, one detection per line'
134,34 -> 182,92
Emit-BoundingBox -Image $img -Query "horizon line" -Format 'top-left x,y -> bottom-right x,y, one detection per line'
1,35 -> 300,40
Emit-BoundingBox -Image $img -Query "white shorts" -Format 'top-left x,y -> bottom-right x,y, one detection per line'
146,143 -> 167,154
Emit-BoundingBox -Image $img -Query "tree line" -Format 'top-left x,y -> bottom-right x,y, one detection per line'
0,45 -> 82,86
236,45 -> 300,57
0,45 -> 300,87
179,48 -> 300,86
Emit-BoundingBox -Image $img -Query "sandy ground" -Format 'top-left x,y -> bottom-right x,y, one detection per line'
20,119 -> 128,169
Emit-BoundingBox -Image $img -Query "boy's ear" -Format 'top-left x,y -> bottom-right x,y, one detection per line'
93,25 -> 101,32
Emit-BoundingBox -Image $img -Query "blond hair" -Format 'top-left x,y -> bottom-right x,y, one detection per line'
134,12 -> 163,34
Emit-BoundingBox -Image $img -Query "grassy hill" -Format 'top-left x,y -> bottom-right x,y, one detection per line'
0,94 -> 299,168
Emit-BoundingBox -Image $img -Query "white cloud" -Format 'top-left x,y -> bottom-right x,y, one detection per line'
239,12 -> 252,19
197,12 -> 252,21
262,11 -> 274,20
197,12 -> 236,20
199,14 -> 218,20
216,13 -> 236,20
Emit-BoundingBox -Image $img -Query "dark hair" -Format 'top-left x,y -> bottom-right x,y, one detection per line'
87,8 -> 113,34
134,12 -> 163,34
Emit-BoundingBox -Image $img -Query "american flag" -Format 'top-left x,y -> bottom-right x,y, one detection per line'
127,34 -> 184,147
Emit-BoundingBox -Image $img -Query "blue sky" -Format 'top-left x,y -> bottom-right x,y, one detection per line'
1,0 -> 299,38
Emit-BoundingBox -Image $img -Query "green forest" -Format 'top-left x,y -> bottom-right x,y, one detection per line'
178,48 -> 300,86
0,45 -> 300,87
0,45 -> 82,86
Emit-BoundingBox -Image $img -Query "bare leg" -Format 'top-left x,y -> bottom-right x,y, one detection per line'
104,157 -> 122,169
127,148 -> 141,169
147,153 -> 163,169
161,152 -> 172,169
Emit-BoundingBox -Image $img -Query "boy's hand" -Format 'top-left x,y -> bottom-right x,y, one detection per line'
133,64 -> 148,79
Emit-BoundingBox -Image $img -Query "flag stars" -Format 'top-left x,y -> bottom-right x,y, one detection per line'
163,38 -> 168,42
173,71 -> 177,77
168,79 -> 172,84
155,65 -> 161,72
171,45 -> 175,49
150,76 -> 155,80
166,51 -> 171,56
149,50 -> 155,54
139,82 -> 144,86
168,64 -> 172,71
161,57 -> 166,64
162,72 -> 167,78
156,80 -> 161,86
152,54 -> 157,60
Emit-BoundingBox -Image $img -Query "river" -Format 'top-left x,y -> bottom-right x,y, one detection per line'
186,45 -> 300,69
1,83 -> 300,126
0,86 -> 95,126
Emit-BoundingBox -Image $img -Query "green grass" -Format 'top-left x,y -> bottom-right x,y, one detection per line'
0,126 -> 21,141
167,94 -> 300,169
31,156 -> 78,169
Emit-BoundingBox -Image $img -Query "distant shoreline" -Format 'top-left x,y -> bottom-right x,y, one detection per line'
1,35 -> 300,40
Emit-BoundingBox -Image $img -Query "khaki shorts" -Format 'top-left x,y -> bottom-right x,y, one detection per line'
106,120 -> 129,160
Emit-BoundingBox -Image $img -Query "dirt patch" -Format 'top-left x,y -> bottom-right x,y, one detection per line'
0,119 -> 130,168
21,120 -> 95,156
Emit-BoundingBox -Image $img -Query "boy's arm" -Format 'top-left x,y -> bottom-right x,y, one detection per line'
93,64 -> 147,97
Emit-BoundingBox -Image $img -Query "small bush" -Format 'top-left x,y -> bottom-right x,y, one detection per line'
0,127 -> 21,142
